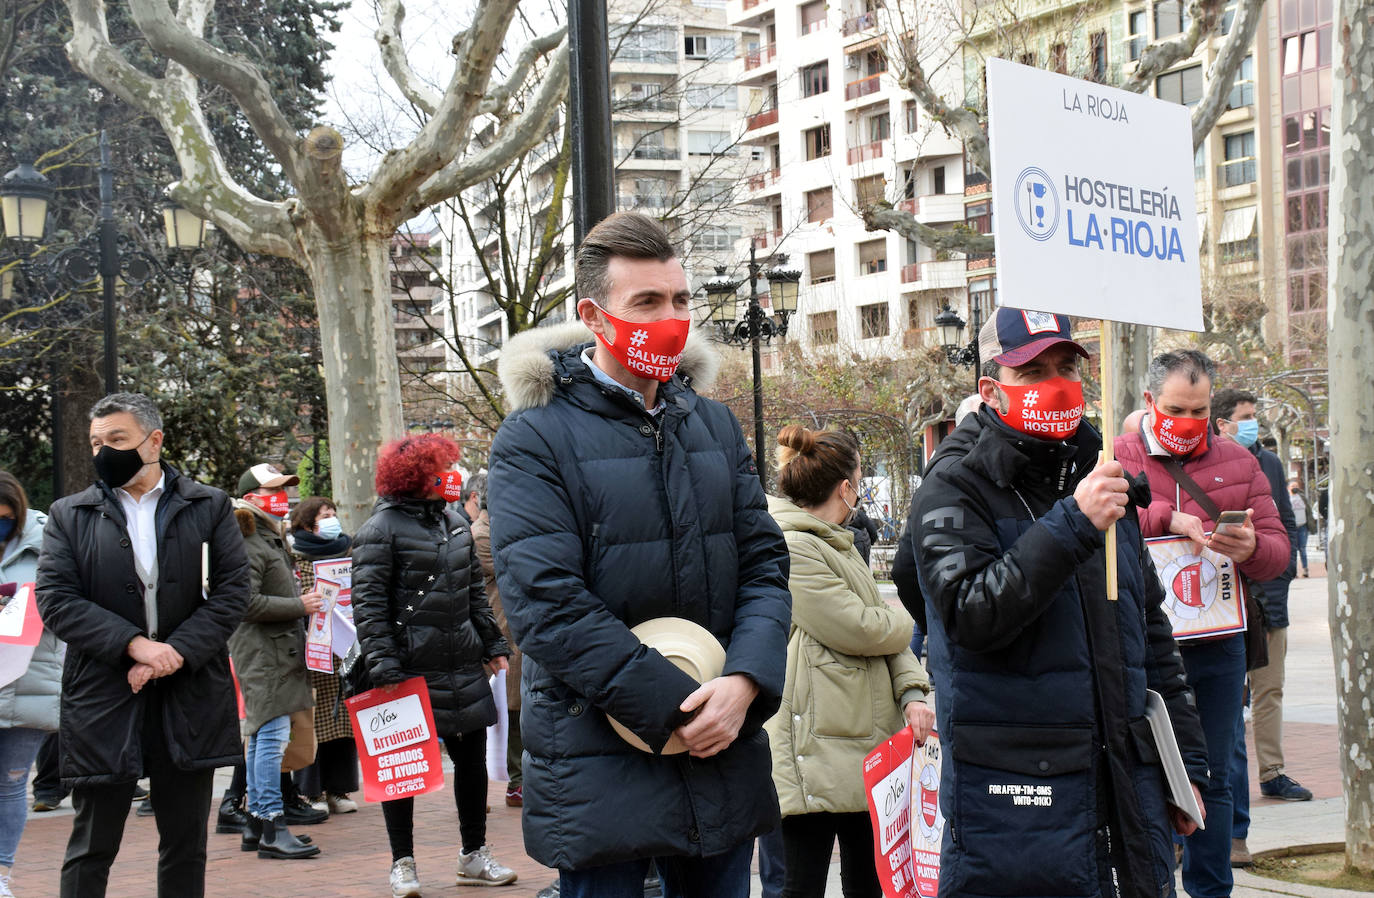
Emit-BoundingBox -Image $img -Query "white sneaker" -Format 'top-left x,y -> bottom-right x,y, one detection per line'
456,845 -> 517,886
0,872 -> 13,898
327,793 -> 358,814
390,856 -> 421,898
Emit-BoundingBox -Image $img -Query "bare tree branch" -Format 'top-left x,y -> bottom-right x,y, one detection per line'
479,26 -> 567,118
1122,0 -> 1222,93
862,203 -> 994,252
1190,0 -> 1265,147
406,42 -> 569,215
375,0 -> 442,116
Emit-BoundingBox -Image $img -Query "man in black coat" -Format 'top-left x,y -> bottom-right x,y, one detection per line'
911,310 -> 1209,898
487,213 -> 791,898
36,393 -> 248,898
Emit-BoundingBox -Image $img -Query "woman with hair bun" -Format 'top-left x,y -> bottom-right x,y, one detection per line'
766,425 -> 933,898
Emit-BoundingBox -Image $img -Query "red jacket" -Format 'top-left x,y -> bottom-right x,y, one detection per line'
1114,427 -> 1289,582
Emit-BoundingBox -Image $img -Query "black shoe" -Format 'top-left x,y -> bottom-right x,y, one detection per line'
257,817 -> 321,859
31,795 -> 65,812
131,784 -> 149,801
217,795 -> 250,834
242,815 -> 311,850
135,797 -> 154,817
1260,773 -> 1314,801
282,793 -> 328,826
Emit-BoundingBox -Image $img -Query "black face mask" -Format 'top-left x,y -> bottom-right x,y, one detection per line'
93,434 -> 153,490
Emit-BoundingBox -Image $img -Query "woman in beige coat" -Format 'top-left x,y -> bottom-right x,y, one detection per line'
766,425 -> 934,898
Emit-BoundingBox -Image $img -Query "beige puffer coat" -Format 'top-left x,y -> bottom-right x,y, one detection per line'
766,495 -> 929,817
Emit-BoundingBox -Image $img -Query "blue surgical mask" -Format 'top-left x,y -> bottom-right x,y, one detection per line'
316,517 -> 343,539
0,518 -> 13,542
1234,419 -> 1259,448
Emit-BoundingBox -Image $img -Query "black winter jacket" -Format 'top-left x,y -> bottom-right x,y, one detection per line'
914,409 -> 1209,898
487,322 -> 792,871
35,464 -> 248,784
352,496 -> 509,736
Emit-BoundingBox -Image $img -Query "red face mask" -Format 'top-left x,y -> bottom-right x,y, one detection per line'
246,490 -> 290,517
435,470 -> 464,502
592,302 -> 690,383
1150,405 -> 1209,457
993,376 -> 1085,440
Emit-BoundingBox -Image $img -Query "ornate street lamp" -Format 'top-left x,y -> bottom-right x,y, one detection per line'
0,161 -> 54,242
935,302 -> 983,387
161,199 -> 208,250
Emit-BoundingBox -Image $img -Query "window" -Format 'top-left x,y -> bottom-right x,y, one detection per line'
1089,32 -> 1107,81
685,84 -> 738,109
904,100 -> 918,133
696,227 -> 741,252
1155,0 -> 1184,38
859,302 -> 890,339
684,34 -> 734,59
933,166 -> 946,194
854,175 -> 885,206
1227,56 -> 1255,108
808,249 -> 836,284
810,310 -> 838,345
1220,0 -> 1237,33
1194,144 -> 1206,181
1218,206 -> 1258,260
1051,43 -> 1067,74
866,111 -> 891,142
692,179 -> 734,203
688,130 -> 735,156
806,186 -> 834,222
966,200 -> 991,234
858,238 -> 887,275
803,125 -> 831,160
800,0 -> 827,32
1019,51 -> 1035,67
1155,65 -> 1203,106
801,61 -> 829,97
1128,10 -> 1146,60
1221,131 -> 1256,186
969,277 -> 997,322
619,26 -> 677,64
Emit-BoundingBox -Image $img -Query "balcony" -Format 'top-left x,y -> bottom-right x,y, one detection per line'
746,106 -> 779,130
752,228 -> 783,248
900,259 -> 968,289
747,168 -> 782,191
744,44 -> 777,70
896,194 -> 965,223
1217,157 -> 1256,188
842,10 -> 876,34
617,193 -> 673,211
616,144 -> 681,162
616,97 -> 679,118
847,141 -> 884,164
845,74 -> 882,100
900,262 -> 920,283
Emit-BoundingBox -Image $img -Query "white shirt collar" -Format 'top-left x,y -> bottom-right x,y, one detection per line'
582,348 -> 663,415
118,472 -> 166,504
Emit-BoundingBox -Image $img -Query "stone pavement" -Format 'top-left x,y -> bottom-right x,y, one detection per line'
12,569 -> 1351,897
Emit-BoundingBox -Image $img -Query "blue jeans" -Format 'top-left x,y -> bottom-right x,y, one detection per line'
1230,701 -> 1250,839
909,622 -> 925,659
559,839 -> 753,898
1179,636 -> 1247,898
757,827 -> 785,898
246,715 -> 290,820
0,727 -> 46,867
1295,525 -> 1309,570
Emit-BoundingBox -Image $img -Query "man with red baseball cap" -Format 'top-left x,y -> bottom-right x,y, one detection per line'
906,307 -> 1209,898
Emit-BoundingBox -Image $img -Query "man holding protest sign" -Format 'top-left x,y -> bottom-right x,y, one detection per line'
913,309 -> 1209,898
1115,352 -> 1290,897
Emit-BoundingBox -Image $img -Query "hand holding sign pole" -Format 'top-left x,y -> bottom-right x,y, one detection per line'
987,58 -> 1204,602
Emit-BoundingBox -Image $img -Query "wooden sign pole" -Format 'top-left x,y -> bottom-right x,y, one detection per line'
1100,320 -> 1118,601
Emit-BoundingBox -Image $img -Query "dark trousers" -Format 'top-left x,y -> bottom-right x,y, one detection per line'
293,738 -> 360,798
506,712 -> 523,788
60,693 -> 216,898
382,730 -> 488,860
757,826 -> 786,898
33,732 -> 65,802
780,811 -> 880,898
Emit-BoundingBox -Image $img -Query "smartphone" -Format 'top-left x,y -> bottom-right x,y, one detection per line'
1214,510 -> 1247,533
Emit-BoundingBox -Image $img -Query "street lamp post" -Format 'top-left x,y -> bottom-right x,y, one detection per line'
702,239 -> 801,489
935,302 -> 983,387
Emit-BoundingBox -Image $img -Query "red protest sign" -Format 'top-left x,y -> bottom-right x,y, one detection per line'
0,583 -> 43,647
865,726 -> 944,898
346,676 -> 445,803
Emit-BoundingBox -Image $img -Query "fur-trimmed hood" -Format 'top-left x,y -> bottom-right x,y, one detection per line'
498,320 -> 721,412
232,499 -> 285,539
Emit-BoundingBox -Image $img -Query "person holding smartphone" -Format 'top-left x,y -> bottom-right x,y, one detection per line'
1115,351 -> 1290,898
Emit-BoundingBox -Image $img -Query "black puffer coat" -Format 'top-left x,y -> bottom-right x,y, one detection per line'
35,464 -> 248,785
487,322 -> 792,871
351,497 -> 509,736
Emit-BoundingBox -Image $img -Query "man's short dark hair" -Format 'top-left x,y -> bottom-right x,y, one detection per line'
1146,350 -> 1215,395
89,392 -> 163,434
575,212 -> 677,303
1211,388 -> 1257,428
980,359 -> 1000,379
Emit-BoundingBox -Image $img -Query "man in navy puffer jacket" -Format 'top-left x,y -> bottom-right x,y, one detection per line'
487,213 -> 791,898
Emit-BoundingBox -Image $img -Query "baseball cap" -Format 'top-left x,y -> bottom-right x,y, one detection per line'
978,307 -> 1089,368
237,463 -> 300,494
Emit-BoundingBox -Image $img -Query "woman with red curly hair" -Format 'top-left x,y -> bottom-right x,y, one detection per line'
351,434 -> 516,896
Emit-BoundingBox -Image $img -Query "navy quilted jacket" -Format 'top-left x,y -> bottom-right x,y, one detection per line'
487,323 -> 791,870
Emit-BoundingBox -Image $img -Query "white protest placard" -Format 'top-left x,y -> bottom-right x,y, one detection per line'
987,57 -> 1203,331
306,579 -> 339,673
